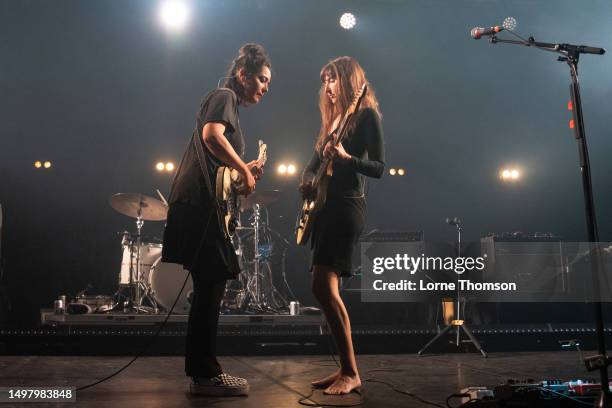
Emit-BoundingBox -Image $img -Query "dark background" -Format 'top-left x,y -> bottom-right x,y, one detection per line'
1,0 -> 611,326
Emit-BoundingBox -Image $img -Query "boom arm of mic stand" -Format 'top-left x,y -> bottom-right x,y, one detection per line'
490,36 -> 565,56
489,35 -> 605,57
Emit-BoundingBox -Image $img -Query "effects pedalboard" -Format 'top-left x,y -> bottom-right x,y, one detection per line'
455,378 -> 608,407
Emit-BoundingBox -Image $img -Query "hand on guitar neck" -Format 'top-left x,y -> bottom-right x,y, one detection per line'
234,141 -> 267,196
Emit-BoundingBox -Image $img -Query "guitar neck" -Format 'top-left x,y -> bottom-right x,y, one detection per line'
253,141 -> 267,169
312,157 -> 330,188
310,83 -> 367,188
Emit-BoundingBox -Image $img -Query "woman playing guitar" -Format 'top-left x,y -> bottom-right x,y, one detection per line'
162,43 -> 270,397
300,56 -> 385,395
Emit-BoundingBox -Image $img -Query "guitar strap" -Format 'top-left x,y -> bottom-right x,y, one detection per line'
191,127 -> 230,241
191,125 -> 241,277
191,128 -> 215,201
166,125 -> 215,204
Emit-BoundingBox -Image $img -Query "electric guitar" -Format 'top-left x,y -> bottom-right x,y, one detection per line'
295,83 -> 368,245
216,140 -> 267,239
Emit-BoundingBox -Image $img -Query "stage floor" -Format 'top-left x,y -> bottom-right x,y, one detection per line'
0,351 -> 599,407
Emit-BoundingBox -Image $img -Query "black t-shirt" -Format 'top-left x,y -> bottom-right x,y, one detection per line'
302,107 -> 385,199
169,88 -> 244,206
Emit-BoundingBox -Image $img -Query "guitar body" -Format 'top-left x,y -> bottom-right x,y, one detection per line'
215,165 -> 241,239
215,140 -> 267,239
296,174 -> 328,246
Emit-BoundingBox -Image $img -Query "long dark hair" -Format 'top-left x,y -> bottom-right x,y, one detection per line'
223,43 -> 271,102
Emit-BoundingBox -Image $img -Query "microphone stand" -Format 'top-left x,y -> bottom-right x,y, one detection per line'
487,33 -> 609,407
418,219 -> 487,357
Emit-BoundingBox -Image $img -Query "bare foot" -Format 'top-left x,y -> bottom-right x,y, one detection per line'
323,374 -> 361,395
311,369 -> 340,388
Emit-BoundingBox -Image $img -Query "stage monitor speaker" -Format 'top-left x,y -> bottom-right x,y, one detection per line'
479,233 -> 589,324
481,233 -> 566,295
360,229 -> 424,243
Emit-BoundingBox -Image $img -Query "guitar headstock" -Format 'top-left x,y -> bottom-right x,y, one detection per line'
330,83 -> 368,146
257,140 -> 267,167
346,83 -> 368,116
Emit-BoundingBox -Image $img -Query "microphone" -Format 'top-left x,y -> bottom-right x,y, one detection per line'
470,26 -> 503,40
446,217 -> 462,227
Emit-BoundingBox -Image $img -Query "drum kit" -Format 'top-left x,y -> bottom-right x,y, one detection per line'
108,190 -> 293,314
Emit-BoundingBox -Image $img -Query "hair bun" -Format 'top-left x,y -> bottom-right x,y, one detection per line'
222,43 -> 271,91
240,43 -> 262,58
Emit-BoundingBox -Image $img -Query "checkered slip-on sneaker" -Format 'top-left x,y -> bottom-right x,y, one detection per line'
190,373 -> 250,396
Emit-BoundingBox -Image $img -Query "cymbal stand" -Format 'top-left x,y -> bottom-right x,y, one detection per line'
134,210 -> 143,312
259,210 -> 293,310
134,209 -> 158,312
240,204 -> 265,311
228,204 -> 294,314
118,206 -> 156,314
253,204 -> 261,305
236,204 -> 272,312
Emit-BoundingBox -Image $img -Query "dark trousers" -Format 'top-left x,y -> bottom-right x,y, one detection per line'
185,269 -> 226,378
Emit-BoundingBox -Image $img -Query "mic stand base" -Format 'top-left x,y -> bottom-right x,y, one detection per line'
417,319 -> 487,358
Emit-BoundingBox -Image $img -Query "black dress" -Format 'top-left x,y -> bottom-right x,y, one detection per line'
302,108 -> 385,276
161,88 -> 244,378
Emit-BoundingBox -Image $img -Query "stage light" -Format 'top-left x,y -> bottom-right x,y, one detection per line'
500,168 -> 521,181
389,168 -> 396,176
502,16 -> 517,31
34,161 -> 42,169
287,164 -> 296,175
43,161 -> 52,169
165,162 -> 175,172
278,164 -> 287,174
339,12 -> 356,30
397,168 -> 405,176
159,1 -> 189,31
156,162 -> 165,171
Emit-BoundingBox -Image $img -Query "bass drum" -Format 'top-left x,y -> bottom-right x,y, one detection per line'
149,258 -> 193,314
119,242 -> 162,285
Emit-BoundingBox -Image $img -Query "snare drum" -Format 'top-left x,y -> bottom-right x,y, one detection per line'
119,242 -> 162,285
149,257 -> 193,314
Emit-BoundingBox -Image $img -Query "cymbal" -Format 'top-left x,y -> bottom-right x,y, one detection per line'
109,193 -> 168,221
240,190 -> 282,211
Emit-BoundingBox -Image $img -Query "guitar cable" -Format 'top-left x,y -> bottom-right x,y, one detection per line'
76,271 -> 190,392
76,213 -> 212,392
